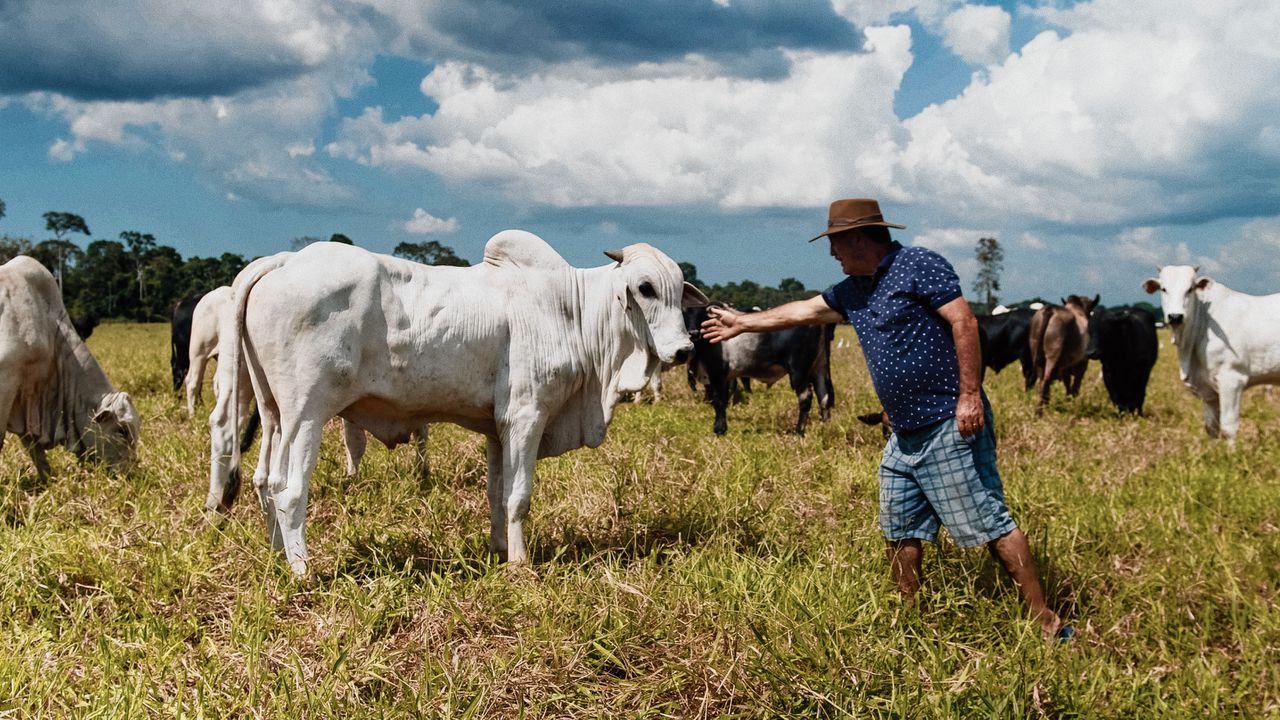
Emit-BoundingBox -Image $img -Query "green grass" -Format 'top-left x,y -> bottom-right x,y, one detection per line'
1,322 -> 1277,718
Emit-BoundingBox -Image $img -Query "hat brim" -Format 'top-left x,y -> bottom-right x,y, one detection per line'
808,220 -> 906,242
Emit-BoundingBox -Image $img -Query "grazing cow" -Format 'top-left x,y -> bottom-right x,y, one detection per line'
1144,266 -> 1280,445
685,304 -> 835,436
0,256 -> 140,480
1029,294 -> 1099,414
208,231 -> 703,573
977,308 -> 1035,389
1085,306 -> 1159,414
170,294 -> 203,392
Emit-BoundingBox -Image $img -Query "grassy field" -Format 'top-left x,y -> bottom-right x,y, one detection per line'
1,321 -> 1278,718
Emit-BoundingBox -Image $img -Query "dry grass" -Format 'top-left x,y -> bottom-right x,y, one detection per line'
0,322 -> 1277,718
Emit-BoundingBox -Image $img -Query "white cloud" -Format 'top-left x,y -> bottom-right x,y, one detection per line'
941,5 -> 1009,65
404,208 -> 459,234
332,26 -> 914,209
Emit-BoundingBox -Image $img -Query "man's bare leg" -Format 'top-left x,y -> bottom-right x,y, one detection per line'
990,528 -> 1063,640
885,539 -> 923,599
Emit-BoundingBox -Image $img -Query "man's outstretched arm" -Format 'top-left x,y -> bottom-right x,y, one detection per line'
700,295 -> 842,344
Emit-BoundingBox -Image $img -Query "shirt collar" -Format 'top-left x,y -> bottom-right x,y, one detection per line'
877,241 -> 904,273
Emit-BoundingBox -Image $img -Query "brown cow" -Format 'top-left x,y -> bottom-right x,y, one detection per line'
1029,294 -> 1098,414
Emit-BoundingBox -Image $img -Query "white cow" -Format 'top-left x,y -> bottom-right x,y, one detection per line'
184,286 -> 239,415
201,257 -> 429,517
1144,265 -> 1280,445
0,256 -> 140,479
209,231 -> 704,573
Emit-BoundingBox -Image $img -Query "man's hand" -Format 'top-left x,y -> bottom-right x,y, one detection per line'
700,306 -> 742,344
955,393 -> 984,437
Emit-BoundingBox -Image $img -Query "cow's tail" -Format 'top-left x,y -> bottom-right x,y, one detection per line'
1029,307 -> 1050,383
208,254 -> 290,515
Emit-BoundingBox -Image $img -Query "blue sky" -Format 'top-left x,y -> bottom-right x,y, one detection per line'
2,0 -> 1279,306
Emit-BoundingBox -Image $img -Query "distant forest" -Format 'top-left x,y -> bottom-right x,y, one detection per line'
0,208 -> 818,322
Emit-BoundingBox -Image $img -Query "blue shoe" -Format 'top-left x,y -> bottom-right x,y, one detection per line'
1056,625 -> 1076,645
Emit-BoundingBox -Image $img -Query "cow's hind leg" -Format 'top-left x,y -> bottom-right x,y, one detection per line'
789,369 -> 814,436
185,355 -> 209,415
1036,358 -> 1058,416
271,418 -> 324,575
340,419 -> 367,477
485,438 -> 506,557
254,411 -> 282,549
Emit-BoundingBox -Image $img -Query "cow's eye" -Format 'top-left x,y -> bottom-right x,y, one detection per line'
638,281 -> 657,299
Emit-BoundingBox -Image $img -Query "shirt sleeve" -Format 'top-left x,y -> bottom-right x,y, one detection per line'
821,282 -> 845,315
911,249 -> 963,309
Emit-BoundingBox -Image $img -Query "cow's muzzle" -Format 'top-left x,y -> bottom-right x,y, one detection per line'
673,347 -> 691,365
1166,313 -> 1184,326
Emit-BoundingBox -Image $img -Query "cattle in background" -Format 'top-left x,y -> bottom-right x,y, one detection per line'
977,308 -> 1035,389
685,304 -> 835,436
1144,266 -> 1280,445
71,313 -> 100,341
208,232 -> 703,573
185,286 -> 236,414
1029,294 -> 1099,414
0,256 -> 140,480
1086,306 -> 1159,414
170,294 -> 203,392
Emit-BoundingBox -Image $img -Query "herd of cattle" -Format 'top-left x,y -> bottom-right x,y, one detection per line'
4,236 -> 1280,573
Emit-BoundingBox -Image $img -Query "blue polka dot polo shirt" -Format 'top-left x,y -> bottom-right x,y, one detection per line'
821,241 -> 965,432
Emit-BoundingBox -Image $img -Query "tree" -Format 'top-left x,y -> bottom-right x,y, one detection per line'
290,235 -> 326,250
120,230 -> 157,305
0,235 -> 32,264
42,211 -> 91,291
677,261 -> 709,293
0,198 -> 6,222
329,233 -> 353,245
392,240 -> 469,266
973,236 -> 1003,312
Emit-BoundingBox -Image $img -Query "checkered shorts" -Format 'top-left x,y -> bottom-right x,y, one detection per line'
879,403 -> 1016,548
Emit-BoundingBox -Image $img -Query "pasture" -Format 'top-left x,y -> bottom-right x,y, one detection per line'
1,321 -> 1278,718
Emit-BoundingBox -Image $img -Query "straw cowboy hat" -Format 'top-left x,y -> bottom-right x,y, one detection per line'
808,198 -> 906,242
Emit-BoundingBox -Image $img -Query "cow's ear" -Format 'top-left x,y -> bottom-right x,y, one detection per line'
603,249 -> 624,264
1092,293 -> 1100,308
682,282 -> 709,308
1195,276 -> 1212,290
1142,279 -> 1160,294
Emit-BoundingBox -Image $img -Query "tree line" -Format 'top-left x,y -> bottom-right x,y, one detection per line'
0,203 -> 823,322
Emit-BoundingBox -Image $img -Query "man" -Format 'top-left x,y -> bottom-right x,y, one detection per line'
700,198 -> 1067,641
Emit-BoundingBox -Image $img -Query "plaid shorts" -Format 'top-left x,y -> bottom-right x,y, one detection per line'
879,403 -> 1016,548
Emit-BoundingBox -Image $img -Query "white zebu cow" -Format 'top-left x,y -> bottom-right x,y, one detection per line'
1144,265 -> 1280,446
184,286 -> 240,415
201,256 -> 429,517
0,256 -> 140,479
209,231 -> 703,573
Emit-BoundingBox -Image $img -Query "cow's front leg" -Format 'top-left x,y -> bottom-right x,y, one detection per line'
1201,392 -> 1221,438
23,440 -> 51,484
271,418 -> 324,575
789,370 -> 813,436
1065,360 -> 1087,397
485,438 -> 506,558
1216,372 -> 1247,448
501,418 -> 546,564
413,424 -> 430,483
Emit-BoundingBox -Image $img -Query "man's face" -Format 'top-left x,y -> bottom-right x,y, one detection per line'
828,228 -> 883,276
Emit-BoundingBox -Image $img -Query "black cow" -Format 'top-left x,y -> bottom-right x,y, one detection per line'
170,294 -> 203,392
686,305 -> 835,435
71,313 -> 100,341
977,308 -> 1035,389
1086,305 -> 1158,414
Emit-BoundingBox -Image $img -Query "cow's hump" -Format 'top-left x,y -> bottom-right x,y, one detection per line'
483,230 -> 569,270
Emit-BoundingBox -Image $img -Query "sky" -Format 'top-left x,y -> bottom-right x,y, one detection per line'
2,0 -> 1279,306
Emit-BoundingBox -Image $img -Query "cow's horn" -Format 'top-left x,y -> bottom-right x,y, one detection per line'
604,249 -> 624,263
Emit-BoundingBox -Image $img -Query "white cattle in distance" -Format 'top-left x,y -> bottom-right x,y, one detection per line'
1144,265 -> 1280,446
208,231 -> 704,573
0,256 -> 140,480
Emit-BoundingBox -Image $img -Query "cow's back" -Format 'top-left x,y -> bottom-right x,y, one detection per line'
0,257 -> 64,374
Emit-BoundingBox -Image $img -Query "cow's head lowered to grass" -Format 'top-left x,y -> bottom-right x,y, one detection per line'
79,390 -> 141,472
605,245 -> 706,391
1144,265 -> 1210,328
